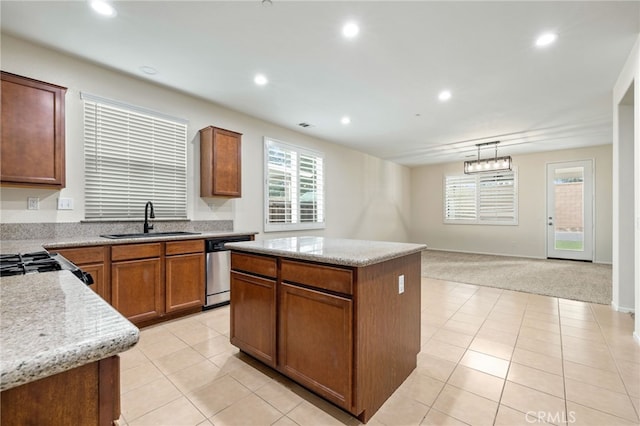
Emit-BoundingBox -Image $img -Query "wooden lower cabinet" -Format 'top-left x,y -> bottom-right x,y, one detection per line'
165,241 -> 205,313
279,283 -> 353,409
230,270 -> 276,367
1,356 -> 120,426
81,263 -> 106,297
111,257 -> 162,324
53,239 -> 206,326
52,246 -> 109,302
230,250 -> 422,423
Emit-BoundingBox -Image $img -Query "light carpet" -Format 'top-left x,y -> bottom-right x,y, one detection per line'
421,250 -> 612,305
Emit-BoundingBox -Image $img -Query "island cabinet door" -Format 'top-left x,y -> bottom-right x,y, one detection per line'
230,271 -> 276,367
278,283 -> 353,410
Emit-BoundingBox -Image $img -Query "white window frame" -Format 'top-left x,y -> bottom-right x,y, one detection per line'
443,169 -> 518,225
82,92 -> 188,220
264,137 -> 325,232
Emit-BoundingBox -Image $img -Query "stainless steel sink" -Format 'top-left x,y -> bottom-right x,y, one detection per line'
100,231 -> 201,239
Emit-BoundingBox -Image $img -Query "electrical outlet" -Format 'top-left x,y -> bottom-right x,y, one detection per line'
398,274 -> 405,294
57,197 -> 73,210
27,197 -> 40,210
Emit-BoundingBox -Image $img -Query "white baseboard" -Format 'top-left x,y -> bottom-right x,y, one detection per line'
424,247 -> 546,260
611,301 -> 635,313
425,247 -> 612,264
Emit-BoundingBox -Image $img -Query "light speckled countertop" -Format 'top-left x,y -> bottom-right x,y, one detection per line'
0,270 -> 139,391
226,236 -> 427,267
42,230 -> 258,249
0,230 -> 258,254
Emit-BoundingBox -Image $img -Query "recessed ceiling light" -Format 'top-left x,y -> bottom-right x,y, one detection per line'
342,22 -> 360,39
438,90 -> 452,102
341,116 -> 351,125
90,0 -> 117,17
535,32 -> 557,47
254,74 -> 268,86
140,66 -> 157,75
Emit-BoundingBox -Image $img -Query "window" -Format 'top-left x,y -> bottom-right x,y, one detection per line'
264,137 -> 325,232
82,93 -> 188,220
444,170 -> 517,224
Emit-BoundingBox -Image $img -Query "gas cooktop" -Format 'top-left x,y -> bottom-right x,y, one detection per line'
0,251 -> 93,284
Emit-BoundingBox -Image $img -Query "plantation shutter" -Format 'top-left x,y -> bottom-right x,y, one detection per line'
299,153 -> 324,223
266,142 -> 298,225
444,175 -> 477,222
478,172 -> 517,223
83,93 -> 187,220
444,171 -> 517,225
265,138 -> 325,231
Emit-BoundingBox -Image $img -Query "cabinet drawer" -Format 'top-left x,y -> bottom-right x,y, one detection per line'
112,243 -> 161,261
281,260 -> 353,295
53,246 -> 105,265
166,239 -> 204,256
231,252 -> 277,278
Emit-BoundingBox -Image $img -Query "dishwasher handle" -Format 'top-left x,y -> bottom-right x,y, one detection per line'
206,240 -> 227,252
205,235 -> 252,252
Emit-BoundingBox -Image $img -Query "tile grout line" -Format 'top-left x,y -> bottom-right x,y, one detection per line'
489,291 -> 528,426
558,297 -> 570,426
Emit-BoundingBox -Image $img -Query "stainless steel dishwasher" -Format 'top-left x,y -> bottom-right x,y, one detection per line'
204,235 -> 252,309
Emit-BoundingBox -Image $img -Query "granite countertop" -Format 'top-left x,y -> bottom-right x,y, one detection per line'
0,270 -> 139,391
226,236 -> 427,267
0,230 -> 258,254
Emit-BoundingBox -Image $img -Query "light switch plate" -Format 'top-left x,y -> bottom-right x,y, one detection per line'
57,197 -> 73,210
398,274 -> 405,294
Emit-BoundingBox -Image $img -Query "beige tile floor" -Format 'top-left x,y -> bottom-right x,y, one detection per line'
119,277 -> 640,426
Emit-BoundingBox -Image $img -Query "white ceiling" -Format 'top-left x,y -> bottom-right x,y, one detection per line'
1,1 -> 638,166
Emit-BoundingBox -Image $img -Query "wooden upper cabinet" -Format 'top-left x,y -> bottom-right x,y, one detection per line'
1,71 -> 66,189
200,126 -> 242,198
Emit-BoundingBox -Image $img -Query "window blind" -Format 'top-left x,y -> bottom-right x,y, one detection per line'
264,138 -> 325,232
444,171 -> 517,225
83,94 -> 188,220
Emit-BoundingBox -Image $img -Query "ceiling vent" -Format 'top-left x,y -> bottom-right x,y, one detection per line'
298,122 -> 313,128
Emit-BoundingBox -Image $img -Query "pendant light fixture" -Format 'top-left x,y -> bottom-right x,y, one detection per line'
464,141 -> 512,174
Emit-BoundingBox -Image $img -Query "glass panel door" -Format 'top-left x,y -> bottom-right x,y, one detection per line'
546,160 -> 593,261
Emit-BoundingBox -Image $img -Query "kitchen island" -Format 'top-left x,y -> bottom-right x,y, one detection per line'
0,269 -> 139,425
226,236 -> 426,423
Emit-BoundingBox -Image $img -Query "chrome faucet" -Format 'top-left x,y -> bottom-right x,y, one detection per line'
144,201 -> 155,233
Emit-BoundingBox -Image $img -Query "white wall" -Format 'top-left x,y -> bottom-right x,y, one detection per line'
0,34 -> 412,243
409,145 -> 613,263
612,34 -> 640,339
